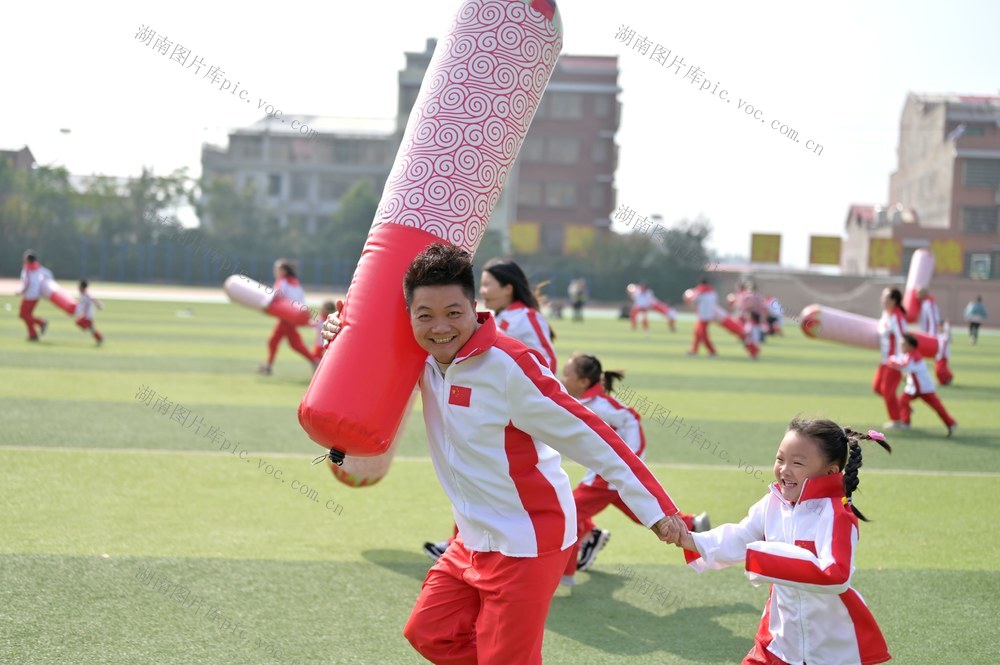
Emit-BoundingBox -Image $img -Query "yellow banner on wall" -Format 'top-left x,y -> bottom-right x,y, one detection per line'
751,234 -> 781,264
931,239 -> 963,274
809,236 -> 842,265
563,225 -> 595,255
868,238 -> 902,270
510,222 -> 540,254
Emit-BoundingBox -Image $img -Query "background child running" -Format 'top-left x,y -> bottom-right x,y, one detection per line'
560,352 -> 709,585
74,280 -> 104,346
258,259 -> 316,375
889,333 -> 958,436
669,417 -> 892,665
875,287 -> 907,429
17,250 -> 53,342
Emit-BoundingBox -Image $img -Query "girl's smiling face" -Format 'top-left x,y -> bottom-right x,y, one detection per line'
773,430 -> 840,502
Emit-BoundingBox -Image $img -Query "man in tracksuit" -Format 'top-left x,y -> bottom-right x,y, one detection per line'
324,243 -> 684,664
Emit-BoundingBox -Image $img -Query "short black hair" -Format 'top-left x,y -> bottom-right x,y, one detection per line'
902,332 -> 919,348
403,243 -> 475,308
79,279 -> 89,290
23,250 -> 36,262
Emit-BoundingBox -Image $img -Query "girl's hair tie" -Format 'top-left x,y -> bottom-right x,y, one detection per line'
868,429 -> 886,442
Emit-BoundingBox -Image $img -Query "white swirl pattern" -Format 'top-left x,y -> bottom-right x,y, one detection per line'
374,0 -> 562,251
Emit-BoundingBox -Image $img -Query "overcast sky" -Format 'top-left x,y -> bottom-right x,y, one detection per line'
3,0 -> 998,267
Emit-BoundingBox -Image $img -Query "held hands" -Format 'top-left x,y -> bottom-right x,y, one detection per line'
320,300 -> 345,344
651,515 -> 696,551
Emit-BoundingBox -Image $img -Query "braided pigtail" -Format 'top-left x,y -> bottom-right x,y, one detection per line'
602,370 -> 626,394
842,427 -> 892,521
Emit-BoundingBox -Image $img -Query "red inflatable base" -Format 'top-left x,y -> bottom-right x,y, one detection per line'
299,223 -> 440,458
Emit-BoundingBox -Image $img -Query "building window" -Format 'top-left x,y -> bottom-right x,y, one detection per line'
547,137 -> 579,164
238,137 -> 262,159
544,182 -> 577,208
518,181 -> 542,206
290,173 -> 312,201
963,124 -> 986,137
968,253 -> 992,279
593,95 -> 612,118
591,139 -> 609,163
268,174 -> 282,197
963,159 -> 1000,188
320,175 -> 358,201
520,138 -> 544,163
962,206 -> 999,234
335,140 -> 360,164
549,93 -> 583,120
589,185 -> 607,210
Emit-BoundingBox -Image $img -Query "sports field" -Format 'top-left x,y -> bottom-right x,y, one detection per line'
2,292 -> 998,664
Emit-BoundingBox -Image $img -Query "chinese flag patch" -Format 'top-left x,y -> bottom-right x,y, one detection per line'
794,540 -> 818,557
449,385 -> 472,407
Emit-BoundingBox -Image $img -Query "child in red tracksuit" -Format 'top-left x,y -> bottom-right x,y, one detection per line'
17,250 -> 53,341
889,333 -> 958,437
74,280 -> 104,346
559,352 -> 709,585
257,259 -> 316,375
670,417 -> 892,665
874,288 -> 907,429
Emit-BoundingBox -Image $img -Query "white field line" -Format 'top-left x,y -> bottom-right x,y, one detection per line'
1,445 -> 998,478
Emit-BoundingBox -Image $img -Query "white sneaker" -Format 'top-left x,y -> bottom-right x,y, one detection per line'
947,423 -> 958,438
422,540 -> 449,561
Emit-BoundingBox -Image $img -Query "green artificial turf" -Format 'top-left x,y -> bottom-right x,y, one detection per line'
1,294 -> 998,664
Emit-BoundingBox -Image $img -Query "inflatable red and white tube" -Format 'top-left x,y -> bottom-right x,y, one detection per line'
799,304 -> 938,356
902,248 -> 934,323
39,279 -> 77,316
223,275 -> 311,326
299,0 -> 564,466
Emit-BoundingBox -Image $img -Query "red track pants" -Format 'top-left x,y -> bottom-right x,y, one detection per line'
404,538 -> 571,665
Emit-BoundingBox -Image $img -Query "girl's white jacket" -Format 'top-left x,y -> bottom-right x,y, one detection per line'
685,473 -> 890,665
420,313 -> 677,557
495,301 -> 557,372
577,384 -> 645,489
877,307 -> 906,363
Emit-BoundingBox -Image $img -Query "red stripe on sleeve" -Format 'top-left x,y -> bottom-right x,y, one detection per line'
746,499 -> 855,586
509,347 -> 678,519
503,423 -> 566,554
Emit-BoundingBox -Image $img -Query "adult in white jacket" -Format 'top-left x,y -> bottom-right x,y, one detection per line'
671,417 -> 892,665
322,243 -> 683,665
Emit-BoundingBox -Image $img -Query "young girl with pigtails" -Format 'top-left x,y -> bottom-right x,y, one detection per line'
671,417 -> 893,665
561,353 -> 710,584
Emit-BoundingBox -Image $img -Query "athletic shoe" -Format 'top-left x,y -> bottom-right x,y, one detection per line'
422,541 -> 448,561
898,422 -> 911,430
39,321 -> 48,336
692,512 -> 712,533
947,423 -> 958,438
882,420 -> 904,429
577,528 -> 611,572
257,364 -> 272,375
559,575 -> 576,587
26,337 -> 39,342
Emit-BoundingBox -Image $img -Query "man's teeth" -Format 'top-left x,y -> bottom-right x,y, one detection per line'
432,337 -> 454,343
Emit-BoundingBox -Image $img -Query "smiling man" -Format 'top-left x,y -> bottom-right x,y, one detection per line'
324,243 -> 683,664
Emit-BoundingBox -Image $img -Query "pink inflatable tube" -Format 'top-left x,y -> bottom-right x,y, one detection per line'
299,0 -> 563,465
39,279 -> 77,316
713,305 -> 746,339
799,304 -> 938,356
903,248 -> 934,323
223,275 -> 311,326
